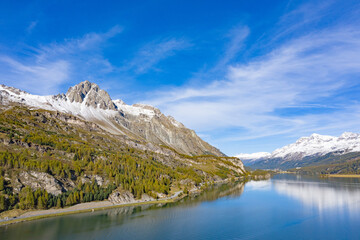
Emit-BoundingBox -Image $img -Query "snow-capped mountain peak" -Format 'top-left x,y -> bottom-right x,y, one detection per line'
237,132 -> 360,162
0,81 -> 224,156
339,132 -> 360,139
235,152 -> 271,160
66,80 -> 116,110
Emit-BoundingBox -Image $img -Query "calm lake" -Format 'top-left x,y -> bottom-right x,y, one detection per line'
1,174 -> 360,240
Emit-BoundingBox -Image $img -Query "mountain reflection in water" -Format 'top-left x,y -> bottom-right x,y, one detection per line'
272,175 -> 360,213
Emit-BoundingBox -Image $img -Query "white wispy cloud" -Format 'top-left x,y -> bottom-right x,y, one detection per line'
26,21 -> 38,34
38,25 -> 122,56
145,25 -> 360,144
0,56 -> 69,94
0,26 -> 122,94
215,26 -> 249,68
125,38 -> 191,74
187,25 -> 249,83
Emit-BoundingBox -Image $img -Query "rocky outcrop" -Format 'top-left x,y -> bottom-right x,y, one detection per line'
141,194 -> 155,202
225,157 -> 246,174
108,190 -> 136,204
10,177 -> 23,193
18,171 -> 65,195
0,89 -> 10,105
81,174 -> 108,186
108,190 -> 155,204
66,80 -> 117,110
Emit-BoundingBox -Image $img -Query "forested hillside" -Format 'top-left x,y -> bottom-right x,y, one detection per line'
290,157 -> 360,175
0,106 -> 245,212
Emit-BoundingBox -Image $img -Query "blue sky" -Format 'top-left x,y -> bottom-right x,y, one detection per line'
1,0 -> 360,156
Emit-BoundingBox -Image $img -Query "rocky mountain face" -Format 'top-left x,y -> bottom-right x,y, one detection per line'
0,81 -> 224,157
237,132 -> 360,170
66,80 -> 117,110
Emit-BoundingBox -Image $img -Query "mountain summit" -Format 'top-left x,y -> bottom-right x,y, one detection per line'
66,80 -> 116,110
237,132 -> 360,169
0,81 -> 224,156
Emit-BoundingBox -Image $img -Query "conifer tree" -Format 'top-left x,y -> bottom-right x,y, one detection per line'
0,177 -> 4,192
56,198 -> 62,208
0,195 -> 7,211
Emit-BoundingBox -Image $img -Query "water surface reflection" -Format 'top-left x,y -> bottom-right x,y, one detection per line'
1,175 -> 360,240
272,175 -> 360,213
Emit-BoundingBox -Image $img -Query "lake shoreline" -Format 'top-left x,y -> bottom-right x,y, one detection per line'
323,174 -> 360,178
0,194 -> 183,227
0,177 -> 248,227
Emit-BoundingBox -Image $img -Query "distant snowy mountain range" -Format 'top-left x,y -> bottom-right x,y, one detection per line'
236,132 -> 360,169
